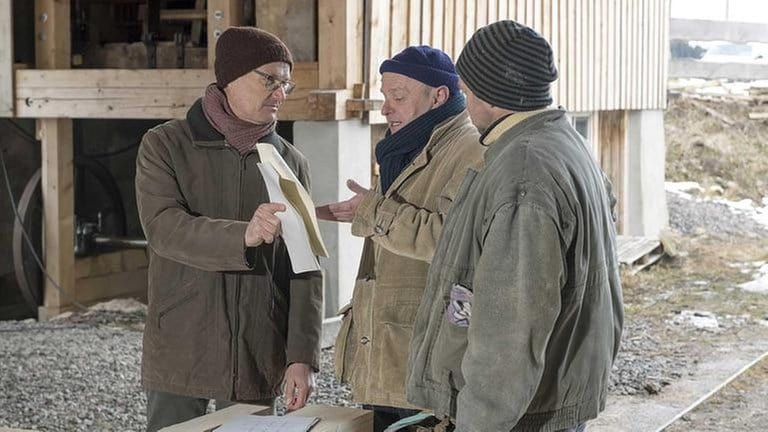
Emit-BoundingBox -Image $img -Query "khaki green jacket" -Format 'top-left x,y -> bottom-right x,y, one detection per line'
406,109 -> 623,431
335,111 -> 485,408
136,100 -> 323,402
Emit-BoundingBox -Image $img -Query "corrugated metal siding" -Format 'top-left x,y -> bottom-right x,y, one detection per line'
366,0 -> 670,111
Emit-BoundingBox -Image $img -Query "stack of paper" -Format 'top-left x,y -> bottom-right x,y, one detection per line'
215,414 -> 320,432
256,143 -> 328,274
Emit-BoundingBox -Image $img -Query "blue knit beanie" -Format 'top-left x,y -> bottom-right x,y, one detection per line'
379,46 -> 459,95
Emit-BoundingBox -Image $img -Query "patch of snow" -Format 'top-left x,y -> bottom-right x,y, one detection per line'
673,310 -> 720,329
739,264 -> 768,294
665,182 -> 704,200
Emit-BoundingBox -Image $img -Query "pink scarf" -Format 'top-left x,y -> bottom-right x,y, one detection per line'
201,84 -> 276,154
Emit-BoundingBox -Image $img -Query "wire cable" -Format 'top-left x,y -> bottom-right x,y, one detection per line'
0,148 -> 88,312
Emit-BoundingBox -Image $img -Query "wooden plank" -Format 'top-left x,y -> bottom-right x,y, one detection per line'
35,0 -> 70,69
14,64 -> 320,120
476,0 -> 488,28
159,9 -> 206,21
443,0 -> 454,58
599,110 -> 626,232
287,405 -> 373,432
366,0 -> 390,121
308,88 -> 354,120
75,250 -> 149,280
39,118 -> 75,317
318,0 -> 364,88
191,0 -> 205,45
567,0 -> 576,110
159,404 -> 272,432
661,0 -> 670,109
587,0 -> 594,112
407,0 -> 421,45
465,0 -> 476,44
454,0 -> 466,59
257,0 -> 316,62
488,0 -> 497,24
75,268 -> 148,305
431,0 -> 443,50
207,0 -> 244,68
0,0 -> 12,117
35,0 -> 73,318
391,0 -> 409,56
421,0 -> 432,45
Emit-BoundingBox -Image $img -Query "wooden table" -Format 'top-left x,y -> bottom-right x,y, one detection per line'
160,403 -> 372,432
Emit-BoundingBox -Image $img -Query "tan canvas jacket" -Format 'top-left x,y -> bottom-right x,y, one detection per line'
334,111 -> 485,408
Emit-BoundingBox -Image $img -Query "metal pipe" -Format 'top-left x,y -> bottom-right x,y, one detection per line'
91,236 -> 148,249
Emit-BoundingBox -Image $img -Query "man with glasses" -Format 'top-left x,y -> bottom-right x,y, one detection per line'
136,27 -> 322,431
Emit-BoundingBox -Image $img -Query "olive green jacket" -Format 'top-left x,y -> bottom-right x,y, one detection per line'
136,100 -> 323,402
406,109 -> 623,431
335,111 -> 485,408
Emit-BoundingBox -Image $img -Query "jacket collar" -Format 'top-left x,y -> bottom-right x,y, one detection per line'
383,111 -> 471,195
481,107 -> 559,146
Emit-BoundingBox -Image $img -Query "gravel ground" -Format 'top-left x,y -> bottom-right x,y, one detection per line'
0,309 -> 354,431
1,189 -> 765,430
667,191 -> 768,238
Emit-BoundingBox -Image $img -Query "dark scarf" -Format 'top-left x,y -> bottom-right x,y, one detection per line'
376,93 -> 466,193
201,83 -> 276,155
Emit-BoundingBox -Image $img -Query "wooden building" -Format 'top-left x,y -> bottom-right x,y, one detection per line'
0,0 -> 671,320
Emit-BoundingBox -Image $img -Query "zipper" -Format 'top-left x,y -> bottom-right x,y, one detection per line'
231,152 -> 246,400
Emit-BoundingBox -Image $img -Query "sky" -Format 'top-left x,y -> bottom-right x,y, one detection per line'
671,0 -> 768,23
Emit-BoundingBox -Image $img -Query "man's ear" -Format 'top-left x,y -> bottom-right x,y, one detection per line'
432,85 -> 450,107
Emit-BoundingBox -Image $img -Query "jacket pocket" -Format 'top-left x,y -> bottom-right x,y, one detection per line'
334,303 -> 356,383
157,290 -> 201,330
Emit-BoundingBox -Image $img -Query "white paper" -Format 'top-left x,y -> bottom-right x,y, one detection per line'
256,143 -> 329,257
215,415 -> 319,432
257,163 -> 320,274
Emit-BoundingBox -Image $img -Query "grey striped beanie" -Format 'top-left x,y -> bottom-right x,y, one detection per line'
456,20 -> 558,111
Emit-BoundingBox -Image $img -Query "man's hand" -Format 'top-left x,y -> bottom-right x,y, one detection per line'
315,180 -> 369,223
283,363 -> 316,411
244,203 -> 286,247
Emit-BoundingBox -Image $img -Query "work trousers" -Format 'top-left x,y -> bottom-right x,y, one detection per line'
145,389 -> 274,432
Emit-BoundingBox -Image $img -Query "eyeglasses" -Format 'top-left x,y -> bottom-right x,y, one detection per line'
253,70 -> 296,95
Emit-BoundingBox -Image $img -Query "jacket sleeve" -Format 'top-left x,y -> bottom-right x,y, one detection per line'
456,203 -> 564,432
135,129 -> 252,272
350,190 -> 444,262
285,156 -> 323,370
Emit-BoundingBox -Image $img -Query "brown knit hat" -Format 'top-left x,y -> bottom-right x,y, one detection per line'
214,27 -> 294,88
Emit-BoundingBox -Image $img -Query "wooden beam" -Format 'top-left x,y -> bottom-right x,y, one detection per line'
35,0 -> 73,319
75,268 -> 148,305
38,118 -> 75,318
207,0 -> 244,68
34,0 -> 70,69
318,0 -> 364,89
0,0 -> 13,117
307,88 -> 354,120
15,63 -> 326,120
191,0 -> 205,45
160,9 -> 207,21
256,0 -> 316,62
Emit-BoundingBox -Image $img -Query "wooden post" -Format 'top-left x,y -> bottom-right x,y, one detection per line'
207,0 -> 244,68
318,0 -> 363,89
0,0 -> 13,117
35,0 -> 74,319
